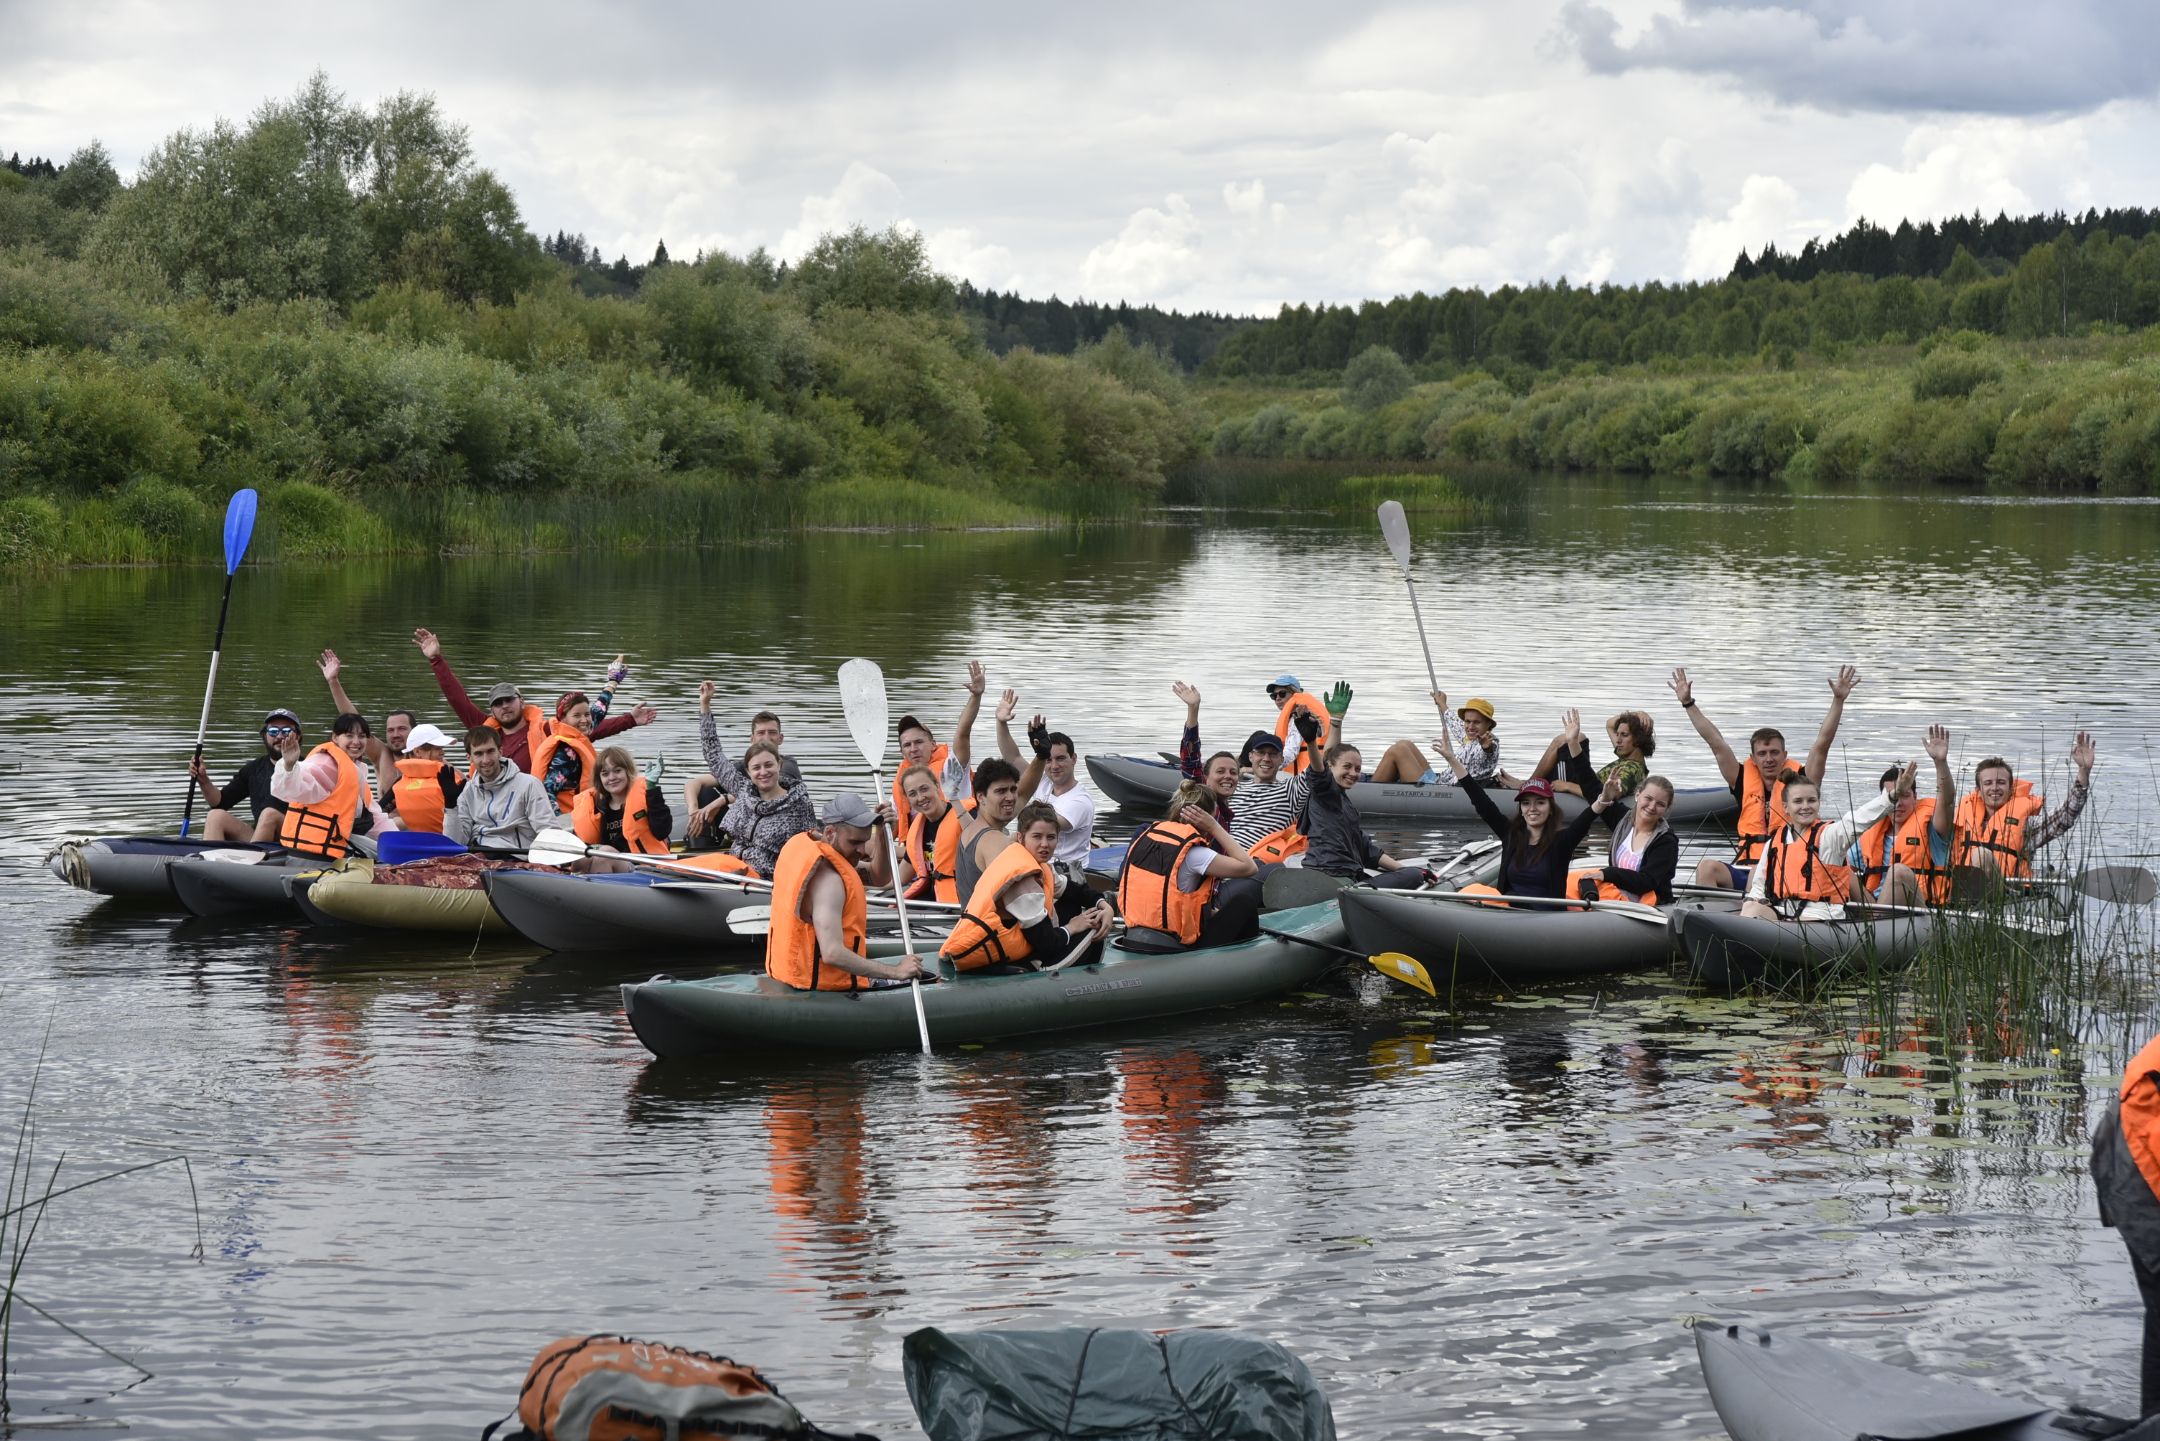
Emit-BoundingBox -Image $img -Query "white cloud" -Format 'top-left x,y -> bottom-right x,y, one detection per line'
1843,117 -> 2094,227
1078,195 -> 1205,301
923,227 -> 1021,292
1682,174 -> 1811,280
775,161 -> 907,260
1223,179 -> 1268,221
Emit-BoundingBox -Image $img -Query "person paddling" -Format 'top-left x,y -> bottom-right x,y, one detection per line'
1116,784 -> 1263,950
1434,711 -> 1611,899
1554,711 -> 1679,903
765,793 -> 926,992
940,802 -> 1116,974
383,723 -> 462,835
569,746 -> 673,869
1671,665 -> 1858,891
1954,732 -> 2096,883
186,708 -> 304,843
1850,725 -> 1958,905
1739,763 -> 1913,922
1371,691 -> 1512,788
695,680 -> 815,878
443,727 -> 553,852
1301,684 -> 1428,889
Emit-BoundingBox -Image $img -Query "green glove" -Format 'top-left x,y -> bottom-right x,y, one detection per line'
1324,681 -> 1353,719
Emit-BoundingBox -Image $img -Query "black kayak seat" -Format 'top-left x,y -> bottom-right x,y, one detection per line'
1694,1321 -> 2148,1441
1114,927 -> 1190,955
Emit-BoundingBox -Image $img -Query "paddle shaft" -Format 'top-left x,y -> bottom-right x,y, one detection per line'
870,762 -> 933,1055
178,569 -> 240,839
1400,575 -> 1441,695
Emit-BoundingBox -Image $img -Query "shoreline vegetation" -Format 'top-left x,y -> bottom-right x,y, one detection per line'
6,78 -> 2160,570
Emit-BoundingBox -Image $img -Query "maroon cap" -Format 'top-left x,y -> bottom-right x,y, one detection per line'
1517,778 -> 1556,801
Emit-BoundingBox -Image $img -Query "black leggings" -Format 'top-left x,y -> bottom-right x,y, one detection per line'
1362,867 -> 1427,890
2137,1248 -> 2160,1416
1198,877 -> 1263,947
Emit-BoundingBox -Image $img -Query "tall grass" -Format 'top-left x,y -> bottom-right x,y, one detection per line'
1164,459 -> 1516,514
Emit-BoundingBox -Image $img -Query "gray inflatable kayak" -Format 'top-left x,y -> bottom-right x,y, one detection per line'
1694,1320 -> 2152,1441
168,852 -> 317,920
483,869 -> 768,953
1340,887 -> 1742,986
1084,753 -> 1739,828
1674,905 -> 1936,993
622,899 -> 1347,1056
48,835 -> 283,903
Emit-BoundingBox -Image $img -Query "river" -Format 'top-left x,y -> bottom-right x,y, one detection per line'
2,474 -> 2156,1436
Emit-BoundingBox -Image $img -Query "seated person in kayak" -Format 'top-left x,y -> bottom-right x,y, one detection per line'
1671,665 -> 1858,891
683,705 -> 803,850
412,627 -> 652,775
1116,785 -> 1262,950
1529,708 -> 1655,798
1954,731 -> 2095,882
1172,681 -> 1322,857
1553,711 -> 1679,903
382,723 -> 462,835
187,707 -> 305,842
1302,685 -> 1429,889
568,746 -> 673,870
891,661 -> 987,833
1850,724 -> 1958,906
444,727 -> 555,852
766,793 -> 927,991
1434,713 -> 1613,898
270,713 -> 392,860
1261,673 -> 1333,776
1740,762 -> 1913,922
941,803 -> 1117,974
695,680 -> 815,877
1370,691 -> 1512,788
952,758 -> 1024,905
896,760 -> 965,902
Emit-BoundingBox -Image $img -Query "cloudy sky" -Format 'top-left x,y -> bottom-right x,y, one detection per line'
7,1 -> 2159,313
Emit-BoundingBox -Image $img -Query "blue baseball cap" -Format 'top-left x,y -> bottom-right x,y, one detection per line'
1266,674 -> 1300,691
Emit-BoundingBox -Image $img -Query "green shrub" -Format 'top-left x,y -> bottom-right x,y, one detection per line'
0,495 -> 63,564
113,475 -> 210,544
1911,348 -> 2004,400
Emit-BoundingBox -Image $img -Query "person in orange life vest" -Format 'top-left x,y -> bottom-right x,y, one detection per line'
890,661 -> 986,833
1957,732 -> 2096,882
1740,762 -> 1913,922
1117,784 -> 1263,949
317,648 -> 418,808
1371,690 -> 1513,787
950,758 -> 1025,906
1553,711 -> 1682,903
409,627 -> 651,774
1845,724 -> 1959,906
2092,1032 -> 2160,1416
765,792 -> 927,991
684,707 -> 803,849
567,746 -> 674,872
942,802 -> 1116,975
381,723 -> 463,834
896,762 -> 965,902
271,713 -> 392,858
1170,681 -> 1321,844
187,707 -> 305,843
536,653 -> 643,812
1670,664 -> 1859,891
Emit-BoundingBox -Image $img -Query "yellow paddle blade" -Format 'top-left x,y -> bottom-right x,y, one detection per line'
1367,951 -> 1436,996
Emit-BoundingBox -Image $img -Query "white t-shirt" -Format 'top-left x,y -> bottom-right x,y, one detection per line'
1177,845 -> 1220,892
1031,775 -> 1096,866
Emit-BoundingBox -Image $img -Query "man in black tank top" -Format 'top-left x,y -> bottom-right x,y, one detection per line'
953,758 -> 1022,906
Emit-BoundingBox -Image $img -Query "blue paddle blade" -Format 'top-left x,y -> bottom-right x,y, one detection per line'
222,488 -> 259,575
375,830 -> 468,865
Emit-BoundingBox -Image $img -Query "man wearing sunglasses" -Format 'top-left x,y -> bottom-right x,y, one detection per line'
1264,674 -> 1332,777
186,707 -> 306,843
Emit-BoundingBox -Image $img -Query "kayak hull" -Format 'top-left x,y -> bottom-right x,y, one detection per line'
168,854 -> 312,920
1084,754 -> 1738,828
621,900 -> 1347,1056
48,835 -> 282,903
1675,906 -> 1933,993
302,859 -> 510,935
1340,887 -> 1741,986
1693,1320 -> 2143,1441
483,869 -> 764,953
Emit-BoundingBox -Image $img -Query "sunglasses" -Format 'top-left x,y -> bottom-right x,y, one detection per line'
1268,687 -> 1293,700
264,725 -> 297,737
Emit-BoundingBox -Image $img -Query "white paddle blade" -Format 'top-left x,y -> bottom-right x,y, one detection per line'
837,657 -> 892,768
725,905 -> 773,937
1377,500 -> 1413,571
525,828 -> 588,868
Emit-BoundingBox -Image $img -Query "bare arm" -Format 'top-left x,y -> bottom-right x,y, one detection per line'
994,688 -> 1022,768
951,662 -> 985,771
1669,668 -> 1739,785
1183,804 -> 1256,878
1925,724 -> 1957,840
807,866 -> 920,981
1805,665 -> 1860,783
319,649 -> 389,766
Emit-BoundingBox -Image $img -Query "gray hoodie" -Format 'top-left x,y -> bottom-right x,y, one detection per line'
445,763 -> 555,851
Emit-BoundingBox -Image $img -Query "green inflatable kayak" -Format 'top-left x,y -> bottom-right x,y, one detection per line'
622,900 -> 1347,1056
297,857 -> 512,935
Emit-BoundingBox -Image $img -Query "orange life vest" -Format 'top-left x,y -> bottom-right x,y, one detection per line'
1248,826 -> 1308,864
904,802 -> 965,905
939,843 -> 1055,971
570,775 -> 667,854
1116,821 -> 1214,946
892,742 -> 950,834
1855,797 -> 1950,903
1733,763 -> 1794,868
1565,868 -> 1653,905
672,851 -> 761,880
389,757 -> 453,835
2120,1032 -> 2160,1206
1954,781 -> 2044,880
279,742 -> 361,860
1271,693 -> 1332,776
766,834 -> 869,992
485,703 -> 549,774
1761,821 -> 1853,908
529,724 -> 597,813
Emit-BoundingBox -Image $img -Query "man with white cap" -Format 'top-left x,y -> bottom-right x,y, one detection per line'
381,723 -> 463,834
765,793 -> 930,991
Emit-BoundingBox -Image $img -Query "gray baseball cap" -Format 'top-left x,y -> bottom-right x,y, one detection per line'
486,682 -> 522,704
822,792 -> 878,829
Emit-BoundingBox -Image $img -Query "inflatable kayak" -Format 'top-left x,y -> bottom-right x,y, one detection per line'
622,899 -> 1347,1056
298,857 -> 512,935
484,869 -> 768,953
1694,1320 -> 2153,1441
48,835 -> 283,903
1340,887 -> 1742,986
167,852 -> 316,920
1084,754 -> 1739,829
1675,905 -> 1934,993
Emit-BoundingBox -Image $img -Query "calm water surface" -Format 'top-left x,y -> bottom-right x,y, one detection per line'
2,475 -> 2157,1436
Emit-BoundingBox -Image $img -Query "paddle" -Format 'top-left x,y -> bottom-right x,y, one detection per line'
178,489 -> 259,838
1377,499 -> 1440,695
1384,888 -> 1671,927
838,657 -> 932,1056
526,828 -> 776,887
1974,864 -> 2158,906
1365,952 -> 1439,997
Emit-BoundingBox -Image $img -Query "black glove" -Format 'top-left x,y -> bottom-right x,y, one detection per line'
1292,707 -> 1320,742
1576,876 -> 1600,903
1028,719 -> 1051,759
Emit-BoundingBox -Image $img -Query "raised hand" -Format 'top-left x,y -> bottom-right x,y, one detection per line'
629,702 -> 658,726
1028,715 -> 1051,758
1829,665 -> 1860,700
608,653 -> 629,684
1171,680 -> 1201,709
1324,681 -> 1353,719
1923,724 -> 1950,763
1599,774 -> 1624,806
1896,759 -> 1920,796
966,661 -> 986,696
412,627 -> 441,660
1291,705 -> 1321,742
1667,668 -> 1692,707
995,689 -> 1017,724
698,680 -> 715,714
1562,708 -> 1583,748
2073,730 -> 2096,775
318,648 -> 341,682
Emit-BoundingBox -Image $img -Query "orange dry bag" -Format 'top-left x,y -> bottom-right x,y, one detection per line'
483,1334 -> 877,1441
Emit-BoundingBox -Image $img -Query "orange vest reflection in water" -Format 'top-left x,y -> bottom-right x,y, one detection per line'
763,1080 -> 880,1314
1117,1048 -> 1232,1227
